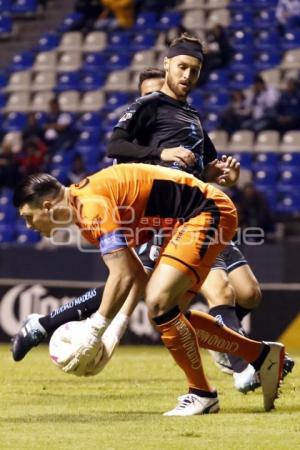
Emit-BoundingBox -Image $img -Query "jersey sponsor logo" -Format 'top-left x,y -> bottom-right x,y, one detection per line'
119,112 -> 133,122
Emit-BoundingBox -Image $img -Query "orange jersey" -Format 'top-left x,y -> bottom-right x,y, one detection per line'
69,163 -> 236,255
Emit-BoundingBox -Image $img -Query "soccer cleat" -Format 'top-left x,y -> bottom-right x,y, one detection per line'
208,350 -> 233,375
258,341 -> 285,412
163,392 -> 220,416
233,364 -> 260,393
234,354 -> 295,394
11,314 -> 46,361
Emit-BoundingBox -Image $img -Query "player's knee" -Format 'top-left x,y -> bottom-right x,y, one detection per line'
237,282 -> 262,309
145,290 -> 171,318
205,280 -> 236,308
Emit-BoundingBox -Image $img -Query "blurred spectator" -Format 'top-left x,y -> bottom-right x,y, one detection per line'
274,78 -> 300,133
2,132 -> 22,154
220,90 -> 251,134
75,0 -> 105,30
236,182 -> 275,234
276,0 -> 300,32
16,138 -> 47,177
241,75 -> 279,133
43,98 -> 76,153
23,112 -> 44,142
66,154 -> 88,185
0,137 -> 19,188
198,24 -> 232,85
101,0 -> 135,29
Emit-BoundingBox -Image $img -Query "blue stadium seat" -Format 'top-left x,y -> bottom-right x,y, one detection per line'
279,169 -> 300,188
16,225 -> 41,244
281,31 -> 300,50
155,11 -> 181,30
188,90 -> 204,109
49,167 -> 69,184
253,0 -> 278,7
75,130 -> 101,153
254,50 -> 281,71
205,91 -> 230,112
205,70 -> 229,90
34,111 -> 48,126
50,150 -> 74,169
254,30 -> 280,50
57,12 -> 84,33
230,30 -> 253,50
107,32 -> 131,50
253,168 -> 278,188
203,112 -> 220,132
105,52 -> 132,71
80,71 -> 106,92
82,52 -> 106,71
230,9 -> 253,29
229,0 -> 250,9
2,112 -> 27,131
9,50 -> 35,71
229,71 -> 255,90
76,112 -> 102,132
0,187 -> 13,204
0,224 -> 15,243
0,12 -> 12,35
277,193 -> 300,214
38,32 -> 60,52
134,12 -> 157,30
0,92 -> 6,108
231,152 -> 253,169
131,32 -> 156,51
279,152 -> 300,168
0,70 -> 7,88
0,0 -> 12,12
253,152 -> 279,167
254,9 -> 276,29
56,71 -> 80,92
231,51 -> 254,70
0,204 -> 17,226
105,92 -> 130,111
12,0 -> 37,14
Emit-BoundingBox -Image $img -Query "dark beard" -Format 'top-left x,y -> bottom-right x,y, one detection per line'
166,74 -> 191,100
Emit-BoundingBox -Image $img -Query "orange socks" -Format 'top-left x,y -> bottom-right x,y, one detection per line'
153,306 -> 213,392
187,309 -> 263,363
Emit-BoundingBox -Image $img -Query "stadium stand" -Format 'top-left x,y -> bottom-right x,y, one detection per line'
0,0 -> 300,244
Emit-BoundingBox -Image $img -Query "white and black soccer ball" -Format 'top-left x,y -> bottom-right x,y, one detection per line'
49,321 -> 104,376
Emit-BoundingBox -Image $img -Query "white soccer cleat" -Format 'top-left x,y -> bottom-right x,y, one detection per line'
208,350 -> 233,375
233,364 -> 260,394
258,342 -> 285,412
163,393 -> 220,416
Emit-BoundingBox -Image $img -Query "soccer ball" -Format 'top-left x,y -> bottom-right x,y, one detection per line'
49,321 -> 104,376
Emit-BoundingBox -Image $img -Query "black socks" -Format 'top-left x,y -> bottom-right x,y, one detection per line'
39,287 -> 102,334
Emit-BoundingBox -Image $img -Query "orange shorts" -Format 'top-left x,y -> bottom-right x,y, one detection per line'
159,195 -> 238,291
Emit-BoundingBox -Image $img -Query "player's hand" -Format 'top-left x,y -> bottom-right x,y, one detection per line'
61,337 -> 103,376
203,158 -> 229,182
216,155 -> 240,187
160,147 -> 196,167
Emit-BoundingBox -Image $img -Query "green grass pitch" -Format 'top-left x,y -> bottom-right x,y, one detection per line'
0,345 -> 299,450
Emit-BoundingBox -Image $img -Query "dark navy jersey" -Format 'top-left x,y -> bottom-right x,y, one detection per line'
107,91 -> 217,177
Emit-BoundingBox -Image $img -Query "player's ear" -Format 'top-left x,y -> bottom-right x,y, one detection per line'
163,57 -> 170,73
43,200 -> 53,211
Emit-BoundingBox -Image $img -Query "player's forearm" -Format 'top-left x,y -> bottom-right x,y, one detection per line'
98,273 -> 139,319
107,129 -> 161,160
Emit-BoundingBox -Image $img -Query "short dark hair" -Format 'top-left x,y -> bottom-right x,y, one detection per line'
138,67 -> 165,92
169,32 -> 204,53
13,173 -> 62,208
